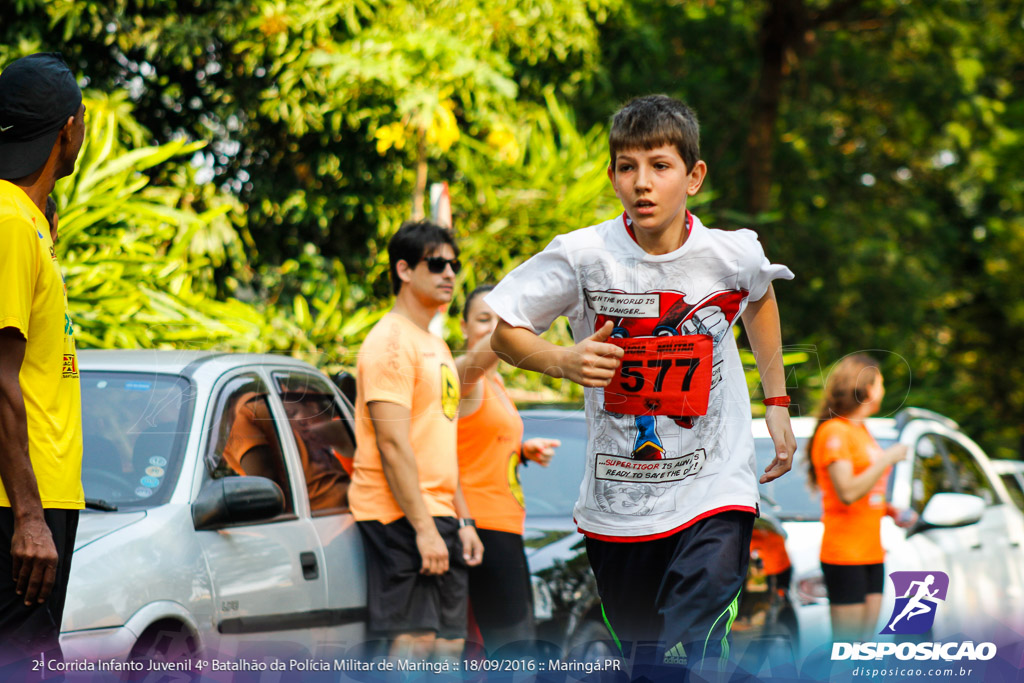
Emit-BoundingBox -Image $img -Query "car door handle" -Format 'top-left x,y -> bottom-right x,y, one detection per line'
970,542 -> 983,550
300,551 -> 319,580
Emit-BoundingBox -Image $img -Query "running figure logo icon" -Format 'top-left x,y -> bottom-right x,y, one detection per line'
881,571 -> 950,635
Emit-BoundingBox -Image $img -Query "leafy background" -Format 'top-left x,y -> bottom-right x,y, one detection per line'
3,0 -> 1022,458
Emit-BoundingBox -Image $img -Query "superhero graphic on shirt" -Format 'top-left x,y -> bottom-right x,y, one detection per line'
587,288 -> 747,460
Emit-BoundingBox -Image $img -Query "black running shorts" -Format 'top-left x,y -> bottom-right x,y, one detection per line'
357,516 -> 468,639
821,561 -> 884,605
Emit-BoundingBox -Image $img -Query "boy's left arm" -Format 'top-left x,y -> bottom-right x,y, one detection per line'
741,284 -> 797,483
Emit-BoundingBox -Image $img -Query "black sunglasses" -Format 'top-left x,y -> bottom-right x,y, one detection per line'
422,256 -> 461,274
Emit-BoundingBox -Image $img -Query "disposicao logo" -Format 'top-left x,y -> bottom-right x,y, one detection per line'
881,570 -> 949,635
831,569 -> 997,663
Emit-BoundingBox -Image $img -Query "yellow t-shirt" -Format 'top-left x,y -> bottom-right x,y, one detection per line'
0,181 -> 83,509
350,313 -> 460,523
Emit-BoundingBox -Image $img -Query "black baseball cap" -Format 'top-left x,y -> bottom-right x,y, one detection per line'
0,52 -> 83,180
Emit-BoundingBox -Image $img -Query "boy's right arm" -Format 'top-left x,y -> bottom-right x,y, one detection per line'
491,319 -> 624,387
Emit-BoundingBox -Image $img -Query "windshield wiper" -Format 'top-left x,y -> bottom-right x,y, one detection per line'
85,498 -> 118,512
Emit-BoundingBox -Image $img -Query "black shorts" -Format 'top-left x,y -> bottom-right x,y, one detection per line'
468,528 -> 534,654
0,507 -> 79,668
821,562 -> 884,605
586,510 -> 755,668
357,516 -> 468,639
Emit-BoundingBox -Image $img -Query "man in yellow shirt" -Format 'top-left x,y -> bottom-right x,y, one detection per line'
0,52 -> 86,669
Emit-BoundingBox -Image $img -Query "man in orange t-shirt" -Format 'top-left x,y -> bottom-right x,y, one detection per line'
349,220 -> 483,660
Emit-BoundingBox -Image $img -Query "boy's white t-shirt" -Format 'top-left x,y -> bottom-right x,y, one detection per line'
486,212 -> 794,540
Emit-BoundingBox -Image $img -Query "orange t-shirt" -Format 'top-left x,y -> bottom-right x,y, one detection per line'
749,526 -> 791,576
350,313 -> 460,523
222,392 -> 350,511
457,377 -> 526,535
811,418 -> 889,564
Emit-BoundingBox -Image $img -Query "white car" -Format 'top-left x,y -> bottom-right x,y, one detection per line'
753,409 -> 1024,657
990,460 -> 1024,513
62,350 -> 367,663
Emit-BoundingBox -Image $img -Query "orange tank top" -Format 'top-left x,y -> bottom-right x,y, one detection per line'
457,377 -> 526,534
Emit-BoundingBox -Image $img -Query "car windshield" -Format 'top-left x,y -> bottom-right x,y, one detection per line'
520,412 -> 589,518
81,371 -> 193,510
756,434 -> 897,521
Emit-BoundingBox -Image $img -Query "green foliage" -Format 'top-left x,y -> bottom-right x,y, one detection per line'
56,92 -> 381,372
4,0 -> 1022,457
58,92 -> 251,349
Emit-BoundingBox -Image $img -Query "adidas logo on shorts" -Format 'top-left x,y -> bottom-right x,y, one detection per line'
664,642 -> 688,665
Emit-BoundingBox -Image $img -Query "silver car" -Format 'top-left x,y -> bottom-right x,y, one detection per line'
754,409 -> 1024,657
990,460 -> 1024,513
61,350 -> 367,662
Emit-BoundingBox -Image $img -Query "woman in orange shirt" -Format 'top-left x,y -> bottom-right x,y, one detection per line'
807,354 -> 909,642
456,285 -> 560,656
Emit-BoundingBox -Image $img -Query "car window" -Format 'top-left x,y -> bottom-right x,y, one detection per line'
205,373 -> 295,514
910,434 -> 958,514
941,435 -> 996,506
999,472 -> 1024,512
520,413 -> 589,517
81,371 -> 192,509
755,438 -> 820,520
271,371 -> 354,515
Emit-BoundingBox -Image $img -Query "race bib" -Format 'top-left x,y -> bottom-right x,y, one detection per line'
603,335 -> 713,416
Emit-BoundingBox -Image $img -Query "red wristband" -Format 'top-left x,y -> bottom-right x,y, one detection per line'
762,396 -> 791,407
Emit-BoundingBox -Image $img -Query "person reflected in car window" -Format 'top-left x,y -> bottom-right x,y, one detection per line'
806,354 -> 912,642
223,389 -> 351,512
222,393 -> 292,494
277,385 -> 353,511
455,285 -> 560,657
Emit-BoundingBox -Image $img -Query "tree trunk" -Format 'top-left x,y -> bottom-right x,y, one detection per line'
745,0 -> 808,217
412,129 -> 427,220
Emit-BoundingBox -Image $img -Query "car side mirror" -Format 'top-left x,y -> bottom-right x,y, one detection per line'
192,476 -> 285,530
917,492 -> 985,531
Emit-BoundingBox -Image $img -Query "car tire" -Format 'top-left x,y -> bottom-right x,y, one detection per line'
128,619 -> 198,679
567,619 -> 619,663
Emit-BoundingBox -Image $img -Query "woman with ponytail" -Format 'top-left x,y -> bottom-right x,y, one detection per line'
808,354 -> 909,642
455,285 -> 560,657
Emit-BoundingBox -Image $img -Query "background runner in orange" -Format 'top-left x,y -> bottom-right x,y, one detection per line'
807,354 -> 911,642
456,285 -> 559,656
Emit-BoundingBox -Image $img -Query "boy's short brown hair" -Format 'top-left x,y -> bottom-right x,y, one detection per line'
609,95 -> 700,171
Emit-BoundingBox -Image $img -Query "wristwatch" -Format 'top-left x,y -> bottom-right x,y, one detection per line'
458,518 -> 476,529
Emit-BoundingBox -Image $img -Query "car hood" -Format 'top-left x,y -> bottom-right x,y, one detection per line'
523,515 -> 585,570
74,511 -> 148,551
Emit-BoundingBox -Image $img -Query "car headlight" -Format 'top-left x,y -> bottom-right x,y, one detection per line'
531,575 -> 554,621
795,570 -> 829,606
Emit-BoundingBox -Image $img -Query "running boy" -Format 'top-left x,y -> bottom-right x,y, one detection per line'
487,95 -> 797,671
